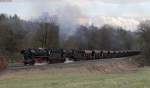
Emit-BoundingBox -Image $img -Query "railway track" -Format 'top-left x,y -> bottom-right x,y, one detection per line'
7,56 -> 132,71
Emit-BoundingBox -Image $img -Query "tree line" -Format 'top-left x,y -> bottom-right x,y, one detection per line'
0,14 -> 150,64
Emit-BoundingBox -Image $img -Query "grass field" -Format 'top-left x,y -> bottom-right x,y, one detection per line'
0,67 -> 149,88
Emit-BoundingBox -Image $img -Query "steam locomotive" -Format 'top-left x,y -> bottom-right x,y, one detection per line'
21,48 -> 141,65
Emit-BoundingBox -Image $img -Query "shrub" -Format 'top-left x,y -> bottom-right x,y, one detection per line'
0,56 -> 8,71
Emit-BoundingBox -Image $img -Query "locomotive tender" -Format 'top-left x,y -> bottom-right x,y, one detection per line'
21,48 -> 141,65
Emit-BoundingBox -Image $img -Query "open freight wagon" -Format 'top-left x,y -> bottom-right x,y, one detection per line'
21,48 -> 141,65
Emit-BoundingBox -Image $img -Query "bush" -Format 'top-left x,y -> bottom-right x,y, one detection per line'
0,56 -> 8,71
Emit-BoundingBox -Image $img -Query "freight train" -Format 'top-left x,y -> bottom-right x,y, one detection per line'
21,48 -> 141,65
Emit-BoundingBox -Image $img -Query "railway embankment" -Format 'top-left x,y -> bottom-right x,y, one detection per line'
0,55 -> 143,75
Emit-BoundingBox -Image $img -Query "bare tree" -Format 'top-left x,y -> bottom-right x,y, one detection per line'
0,14 -> 26,56
35,22 -> 59,48
138,20 -> 150,64
116,27 -> 135,50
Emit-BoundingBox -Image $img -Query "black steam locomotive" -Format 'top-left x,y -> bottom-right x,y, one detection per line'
21,48 -> 141,65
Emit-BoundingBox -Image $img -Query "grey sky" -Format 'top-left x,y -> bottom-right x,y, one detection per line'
0,0 -> 150,30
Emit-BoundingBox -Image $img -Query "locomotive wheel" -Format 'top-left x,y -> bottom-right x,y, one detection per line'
47,59 -> 52,64
24,62 -> 28,66
29,60 -> 35,65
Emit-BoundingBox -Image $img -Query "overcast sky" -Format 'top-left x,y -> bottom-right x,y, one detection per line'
0,0 -> 150,30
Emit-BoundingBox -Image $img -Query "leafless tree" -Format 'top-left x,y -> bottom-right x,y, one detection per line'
35,22 -> 59,48
138,20 -> 150,64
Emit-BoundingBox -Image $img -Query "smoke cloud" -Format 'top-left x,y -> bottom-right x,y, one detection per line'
32,3 -> 83,42
56,5 -> 83,39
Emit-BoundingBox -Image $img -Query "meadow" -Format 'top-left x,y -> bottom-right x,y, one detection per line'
0,66 -> 149,88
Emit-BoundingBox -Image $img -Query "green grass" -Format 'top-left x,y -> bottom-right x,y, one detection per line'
0,68 -> 150,88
